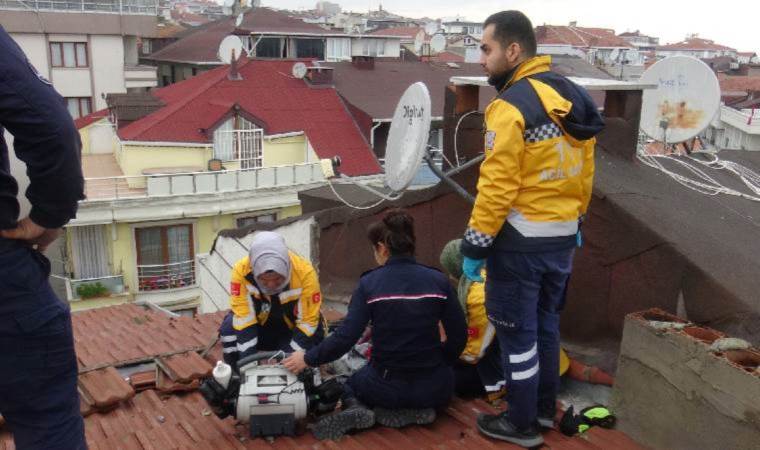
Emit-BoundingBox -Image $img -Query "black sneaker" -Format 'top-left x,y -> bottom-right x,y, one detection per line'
312,399 -> 375,440
476,412 -> 544,448
374,407 -> 436,428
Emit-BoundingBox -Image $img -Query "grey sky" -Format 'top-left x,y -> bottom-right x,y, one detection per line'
261,0 -> 759,53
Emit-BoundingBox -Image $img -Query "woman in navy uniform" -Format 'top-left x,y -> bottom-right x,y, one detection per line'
284,209 -> 467,440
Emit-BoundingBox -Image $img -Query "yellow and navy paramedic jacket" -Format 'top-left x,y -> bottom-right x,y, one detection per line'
229,251 -> 325,351
461,55 -> 604,259
459,278 -> 495,364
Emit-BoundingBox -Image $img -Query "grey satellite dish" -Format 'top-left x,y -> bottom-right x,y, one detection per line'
384,82 -> 432,192
235,13 -> 244,27
292,62 -> 308,79
430,34 -> 446,54
639,56 -> 720,144
218,35 -> 244,64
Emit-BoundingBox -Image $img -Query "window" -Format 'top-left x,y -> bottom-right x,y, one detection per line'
326,38 -> 351,61
295,38 -> 325,59
136,224 -> 195,291
363,39 -> 385,57
236,213 -> 277,228
213,116 -> 263,169
256,37 -> 284,58
50,42 -> 88,67
141,38 -> 152,55
66,97 -> 92,119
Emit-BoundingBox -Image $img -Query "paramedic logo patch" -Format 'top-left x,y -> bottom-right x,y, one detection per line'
312,293 -> 321,304
230,282 -> 241,296
467,327 -> 479,338
485,131 -> 496,152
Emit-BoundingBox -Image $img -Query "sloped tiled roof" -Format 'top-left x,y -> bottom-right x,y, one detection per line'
536,25 -> 633,48
116,59 -> 380,176
658,37 -> 736,52
368,26 -> 423,39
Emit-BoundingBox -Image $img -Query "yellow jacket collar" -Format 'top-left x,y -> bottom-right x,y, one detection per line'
504,55 -> 552,90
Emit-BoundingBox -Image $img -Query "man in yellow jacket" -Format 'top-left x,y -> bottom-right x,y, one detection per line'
460,11 -> 604,448
220,231 -> 326,367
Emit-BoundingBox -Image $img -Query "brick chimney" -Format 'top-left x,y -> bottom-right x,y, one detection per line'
305,66 -> 334,86
351,55 -> 375,70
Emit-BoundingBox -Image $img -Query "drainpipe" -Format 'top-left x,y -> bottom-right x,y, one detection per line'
370,121 -> 382,149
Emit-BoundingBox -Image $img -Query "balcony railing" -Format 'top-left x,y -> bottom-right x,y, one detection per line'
0,0 -> 158,14
83,162 -> 326,202
137,260 -> 195,292
51,273 -> 125,301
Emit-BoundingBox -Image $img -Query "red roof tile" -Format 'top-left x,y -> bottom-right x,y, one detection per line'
718,75 -> 760,93
158,351 -> 213,383
658,37 -> 736,52
72,304 -> 225,370
74,108 -> 109,130
368,26 -> 423,39
116,59 -> 380,176
536,25 -> 633,48
79,367 -> 136,411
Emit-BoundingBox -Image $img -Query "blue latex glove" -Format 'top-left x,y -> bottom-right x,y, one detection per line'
462,256 -> 485,282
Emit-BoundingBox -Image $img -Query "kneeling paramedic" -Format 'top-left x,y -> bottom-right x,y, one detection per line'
460,11 -> 604,448
284,210 -> 467,440
220,231 -> 327,367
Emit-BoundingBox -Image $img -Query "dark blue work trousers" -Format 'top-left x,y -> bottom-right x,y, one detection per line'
485,248 -> 574,429
0,244 -> 86,450
344,363 -> 454,409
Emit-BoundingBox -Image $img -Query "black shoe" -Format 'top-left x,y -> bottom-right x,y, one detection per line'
476,413 -> 544,448
312,398 -> 375,441
374,407 -> 436,428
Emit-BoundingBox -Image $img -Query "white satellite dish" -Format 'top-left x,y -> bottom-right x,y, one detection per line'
218,35 -> 244,64
413,33 -> 423,54
609,48 -> 620,62
430,34 -> 446,54
235,13 -> 244,27
639,56 -> 720,144
292,62 -> 307,79
424,22 -> 439,36
384,82 -> 432,192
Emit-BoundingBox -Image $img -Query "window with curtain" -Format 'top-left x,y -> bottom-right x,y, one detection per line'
212,116 -> 263,168
71,225 -> 110,279
136,224 -> 195,291
50,42 -> 88,67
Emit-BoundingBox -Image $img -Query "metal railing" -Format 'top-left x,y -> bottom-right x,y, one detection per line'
0,0 -> 158,14
137,260 -> 195,292
51,273 -> 125,301
83,162 -> 326,202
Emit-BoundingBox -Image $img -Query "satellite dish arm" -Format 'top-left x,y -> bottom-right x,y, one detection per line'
338,174 -> 402,200
424,150 -> 475,203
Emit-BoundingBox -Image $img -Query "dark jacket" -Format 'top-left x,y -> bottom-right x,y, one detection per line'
305,256 -> 467,371
0,26 -> 84,231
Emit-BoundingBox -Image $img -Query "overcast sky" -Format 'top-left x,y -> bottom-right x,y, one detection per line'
260,0 -> 759,52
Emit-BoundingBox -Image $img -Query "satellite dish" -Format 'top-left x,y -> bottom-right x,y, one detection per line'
424,22 -> 439,36
384,82 -> 432,192
218,35 -> 244,64
292,62 -> 307,79
235,13 -> 244,27
609,48 -> 620,62
639,56 -> 720,144
413,33 -> 423,54
430,34 -> 446,54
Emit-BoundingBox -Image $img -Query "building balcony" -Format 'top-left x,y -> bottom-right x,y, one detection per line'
82,162 -> 326,202
137,260 -> 195,292
0,0 -> 158,15
52,273 -> 127,302
125,64 -> 158,89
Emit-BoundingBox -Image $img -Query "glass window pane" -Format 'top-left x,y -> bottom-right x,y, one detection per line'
166,225 -> 191,263
51,43 -> 62,67
80,98 -> 91,116
137,227 -> 163,265
63,43 -> 76,68
76,43 -> 87,66
66,98 -> 80,118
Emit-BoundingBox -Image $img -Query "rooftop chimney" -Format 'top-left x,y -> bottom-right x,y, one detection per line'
569,21 -> 577,27
306,66 -> 334,86
228,50 -> 243,81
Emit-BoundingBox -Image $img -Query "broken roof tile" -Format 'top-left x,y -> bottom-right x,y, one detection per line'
158,351 -> 213,383
78,367 -> 135,411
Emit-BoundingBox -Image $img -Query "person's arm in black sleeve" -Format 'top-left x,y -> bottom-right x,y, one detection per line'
304,281 -> 371,367
441,280 -> 467,364
0,27 -> 84,231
